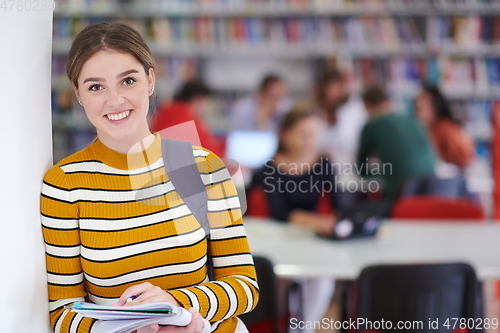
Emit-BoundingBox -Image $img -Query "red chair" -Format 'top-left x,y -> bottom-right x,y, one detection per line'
316,192 -> 335,216
492,101 -> 500,220
391,195 -> 485,220
247,187 -> 336,218
245,185 -> 270,218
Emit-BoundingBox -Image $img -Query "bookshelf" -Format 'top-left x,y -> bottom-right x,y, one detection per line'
52,0 -> 500,16
51,0 -> 499,176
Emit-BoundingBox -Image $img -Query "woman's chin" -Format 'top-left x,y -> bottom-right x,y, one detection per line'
99,127 -> 138,143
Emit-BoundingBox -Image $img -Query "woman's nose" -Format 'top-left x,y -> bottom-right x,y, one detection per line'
107,88 -> 125,107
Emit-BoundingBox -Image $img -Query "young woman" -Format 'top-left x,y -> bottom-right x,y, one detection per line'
248,106 -> 338,234
247,106 -> 337,333
415,84 -> 475,171
315,69 -> 368,177
40,22 -> 258,333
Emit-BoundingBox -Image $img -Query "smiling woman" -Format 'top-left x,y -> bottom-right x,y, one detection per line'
66,24 -> 156,154
41,22 -> 259,333
72,50 -> 153,153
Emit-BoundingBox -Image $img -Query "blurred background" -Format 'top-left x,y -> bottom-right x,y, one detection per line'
49,1 -> 500,332
51,0 -> 498,217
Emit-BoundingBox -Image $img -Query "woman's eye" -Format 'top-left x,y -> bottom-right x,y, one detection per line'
123,77 -> 136,85
89,84 -> 102,91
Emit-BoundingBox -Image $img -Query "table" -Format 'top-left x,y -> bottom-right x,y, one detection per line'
244,218 -> 500,280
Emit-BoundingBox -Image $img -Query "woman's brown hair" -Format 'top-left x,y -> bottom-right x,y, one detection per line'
67,21 -> 155,89
277,103 -> 321,154
316,68 -> 344,111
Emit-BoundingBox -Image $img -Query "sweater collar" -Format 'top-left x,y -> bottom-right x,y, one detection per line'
90,133 -> 162,170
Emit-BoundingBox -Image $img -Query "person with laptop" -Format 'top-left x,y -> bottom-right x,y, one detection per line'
246,104 -> 337,333
247,104 -> 338,234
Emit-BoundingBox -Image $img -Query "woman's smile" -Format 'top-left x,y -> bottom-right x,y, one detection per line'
105,109 -> 132,122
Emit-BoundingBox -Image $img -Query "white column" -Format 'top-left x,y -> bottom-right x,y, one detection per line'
0,5 -> 53,333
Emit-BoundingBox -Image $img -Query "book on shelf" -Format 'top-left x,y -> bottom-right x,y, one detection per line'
463,100 -> 494,141
53,0 -> 500,13
331,56 -> 500,98
53,16 -> 427,52
428,16 -> 500,50
51,0 -> 419,11
50,0 -> 500,165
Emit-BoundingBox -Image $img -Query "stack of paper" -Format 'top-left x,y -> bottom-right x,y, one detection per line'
65,302 -> 208,333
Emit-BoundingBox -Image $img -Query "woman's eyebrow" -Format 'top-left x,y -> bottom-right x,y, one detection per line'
83,76 -> 104,84
117,69 -> 139,79
82,69 -> 140,84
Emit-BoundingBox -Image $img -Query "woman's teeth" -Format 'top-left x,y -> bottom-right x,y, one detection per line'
107,110 -> 130,121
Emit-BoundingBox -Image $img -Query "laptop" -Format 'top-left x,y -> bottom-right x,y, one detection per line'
225,130 -> 278,169
319,200 -> 391,241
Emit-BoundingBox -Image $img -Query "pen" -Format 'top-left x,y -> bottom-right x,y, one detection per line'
126,296 -> 137,303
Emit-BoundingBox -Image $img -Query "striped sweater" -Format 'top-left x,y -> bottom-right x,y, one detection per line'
40,133 -> 259,333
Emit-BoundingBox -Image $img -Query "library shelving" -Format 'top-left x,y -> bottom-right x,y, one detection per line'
51,0 -> 499,192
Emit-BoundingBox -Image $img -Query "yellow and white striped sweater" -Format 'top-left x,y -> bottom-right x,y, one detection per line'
40,134 -> 259,333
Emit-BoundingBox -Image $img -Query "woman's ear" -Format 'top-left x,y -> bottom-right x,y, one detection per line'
147,68 -> 155,94
71,82 -> 81,102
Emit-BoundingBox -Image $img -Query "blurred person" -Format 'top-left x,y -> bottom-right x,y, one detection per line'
415,84 -> 475,176
247,105 -> 337,232
357,86 -> 436,199
246,105 -> 337,333
150,79 -> 225,157
316,69 -> 368,179
229,74 -> 292,132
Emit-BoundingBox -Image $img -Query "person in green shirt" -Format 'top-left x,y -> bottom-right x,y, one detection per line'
357,86 -> 436,199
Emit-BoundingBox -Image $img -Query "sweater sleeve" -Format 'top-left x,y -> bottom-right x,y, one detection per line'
40,166 -> 99,333
434,122 -> 475,167
167,148 -> 260,323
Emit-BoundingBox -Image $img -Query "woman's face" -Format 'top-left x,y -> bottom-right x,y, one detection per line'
282,116 -> 322,155
415,91 -> 436,127
74,49 -> 155,145
323,80 -> 346,106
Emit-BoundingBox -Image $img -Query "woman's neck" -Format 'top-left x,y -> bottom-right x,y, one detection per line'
97,127 -> 154,155
275,150 -> 319,173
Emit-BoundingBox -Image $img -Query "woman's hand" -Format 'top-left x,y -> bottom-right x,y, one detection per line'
314,214 -> 336,236
289,209 -> 336,236
117,282 -> 181,307
137,308 -> 206,333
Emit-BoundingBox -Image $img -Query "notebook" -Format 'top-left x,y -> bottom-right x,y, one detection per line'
65,302 -> 210,333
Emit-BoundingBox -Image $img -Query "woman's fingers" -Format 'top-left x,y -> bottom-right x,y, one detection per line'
187,308 -> 206,333
157,308 -> 206,333
317,216 -> 336,236
116,282 -> 154,306
123,286 -> 162,306
126,287 -> 181,307
191,311 -> 206,333
135,294 -> 169,305
137,323 -> 160,333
